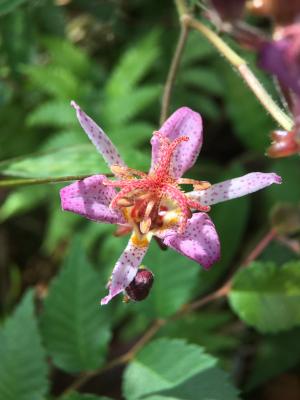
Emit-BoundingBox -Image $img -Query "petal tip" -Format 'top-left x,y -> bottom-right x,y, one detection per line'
273,173 -> 282,184
100,296 -> 111,305
70,100 -> 78,109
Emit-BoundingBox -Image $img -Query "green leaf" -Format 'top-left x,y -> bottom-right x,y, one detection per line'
181,68 -> 224,95
229,261 -> 300,333
0,144 -> 107,178
0,186 -> 48,222
40,239 -> 111,372
0,144 -> 149,178
103,85 -> 161,127
62,394 -> 113,400
123,338 -> 239,400
0,0 -> 29,16
43,38 -> 92,77
105,31 -> 160,98
158,312 -> 239,355
0,291 -> 48,400
27,100 -> 77,128
181,30 -> 215,67
25,65 -> 79,99
222,59 -> 273,152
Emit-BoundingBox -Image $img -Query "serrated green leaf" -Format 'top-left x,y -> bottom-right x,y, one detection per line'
27,100 -> 76,128
229,261 -> 300,333
104,85 -> 160,127
25,65 -> 79,99
43,38 -> 92,77
40,239 -> 111,372
0,291 -> 48,400
0,0 -> 29,16
123,338 -> 239,400
105,31 -> 160,98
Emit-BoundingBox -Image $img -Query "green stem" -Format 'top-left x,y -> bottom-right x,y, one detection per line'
186,16 -> 293,131
0,174 -> 105,187
160,23 -> 189,124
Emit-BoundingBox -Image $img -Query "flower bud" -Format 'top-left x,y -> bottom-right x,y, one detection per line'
248,0 -> 300,26
267,130 -> 300,158
125,268 -> 154,301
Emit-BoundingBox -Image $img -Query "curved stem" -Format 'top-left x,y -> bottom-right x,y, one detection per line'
185,16 -> 293,131
0,174 -> 112,187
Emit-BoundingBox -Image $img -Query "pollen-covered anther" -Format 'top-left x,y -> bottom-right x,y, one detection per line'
140,217 -> 152,234
116,197 -> 134,207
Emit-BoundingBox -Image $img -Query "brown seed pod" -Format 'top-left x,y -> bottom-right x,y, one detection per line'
125,268 -> 154,302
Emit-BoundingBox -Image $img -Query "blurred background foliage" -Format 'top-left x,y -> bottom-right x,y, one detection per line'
0,1 -> 300,400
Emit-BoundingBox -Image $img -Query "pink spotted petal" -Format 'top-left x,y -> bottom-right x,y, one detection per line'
71,101 -> 126,168
156,213 -> 220,269
151,107 -> 203,178
101,235 -> 149,305
188,172 -> 282,206
60,175 -> 125,224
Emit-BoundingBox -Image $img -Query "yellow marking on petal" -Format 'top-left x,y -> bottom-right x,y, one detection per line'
131,233 -> 149,248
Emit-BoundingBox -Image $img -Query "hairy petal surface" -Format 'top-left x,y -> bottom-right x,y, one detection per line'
151,107 -> 203,178
101,235 -> 149,305
188,172 -> 281,206
60,175 -> 125,224
71,101 -> 126,167
156,213 -> 220,269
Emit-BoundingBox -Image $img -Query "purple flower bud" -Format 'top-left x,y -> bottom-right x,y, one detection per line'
258,24 -> 300,95
210,0 -> 246,21
125,268 -> 154,302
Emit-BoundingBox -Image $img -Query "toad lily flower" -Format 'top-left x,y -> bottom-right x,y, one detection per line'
60,102 -> 281,305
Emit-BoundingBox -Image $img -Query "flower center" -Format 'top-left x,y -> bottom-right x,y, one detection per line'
104,132 -> 211,237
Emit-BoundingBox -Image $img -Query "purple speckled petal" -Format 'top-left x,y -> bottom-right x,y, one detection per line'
101,235 -> 149,305
71,101 -> 126,167
151,107 -> 203,178
156,213 -> 220,269
60,174 -> 125,224
188,172 -> 282,206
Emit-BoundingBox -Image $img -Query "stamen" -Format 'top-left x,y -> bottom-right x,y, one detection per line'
140,217 -> 152,234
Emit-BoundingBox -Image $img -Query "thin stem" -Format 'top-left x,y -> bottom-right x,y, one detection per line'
185,16 -> 293,131
61,319 -> 166,396
160,23 -> 189,124
174,0 -> 189,17
242,228 -> 276,266
0,174 -> 112,188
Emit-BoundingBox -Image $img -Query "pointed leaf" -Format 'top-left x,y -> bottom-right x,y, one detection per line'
0,291 -> 48,400
229,261 -> 300,333
41,239 -> 111,372
123,338 -> 239,400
